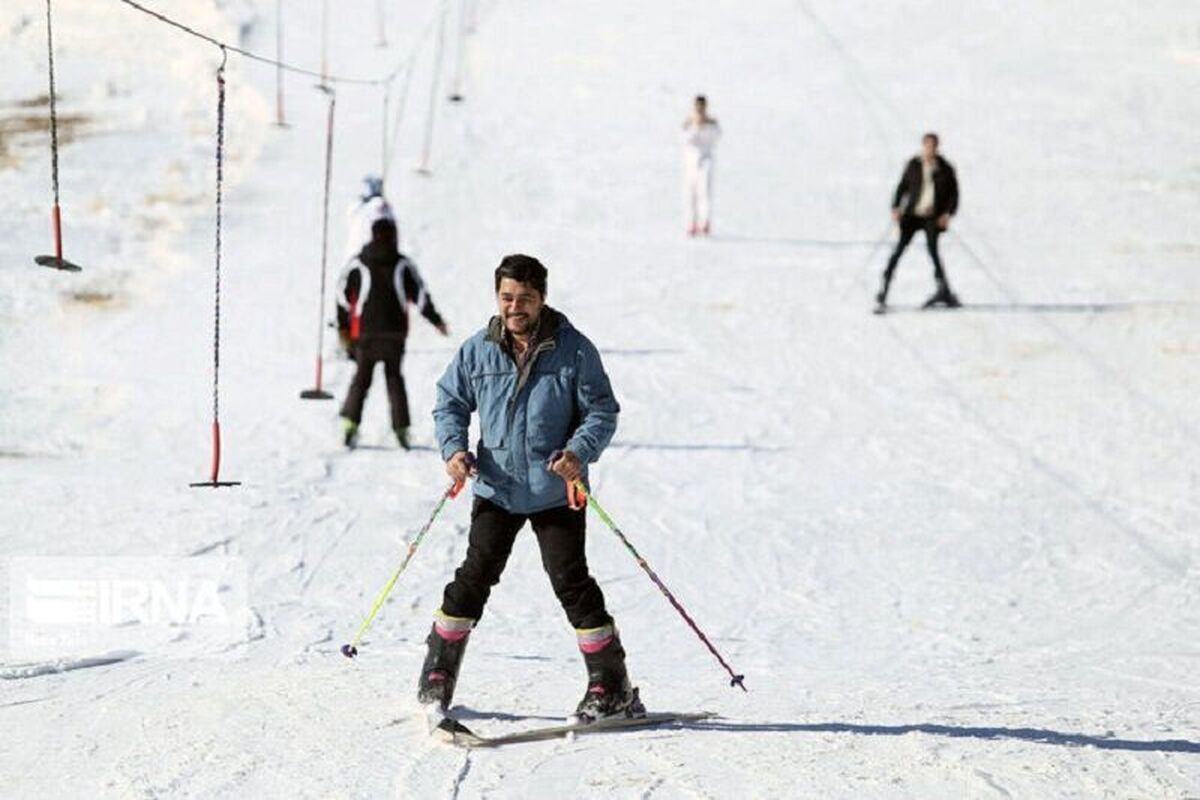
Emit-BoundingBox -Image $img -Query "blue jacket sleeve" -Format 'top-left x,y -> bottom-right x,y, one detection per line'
433,343 -> 476,461
565,337 -> 619,464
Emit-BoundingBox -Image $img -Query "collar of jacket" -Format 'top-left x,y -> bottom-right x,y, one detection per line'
486,306 -> 563,350
487,307 -> 563,397
913,154 -> 950,174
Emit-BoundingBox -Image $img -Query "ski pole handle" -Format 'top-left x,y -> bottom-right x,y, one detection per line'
546,450 -> 586,510
451,452 -> 477,497
450,452 -> 475,497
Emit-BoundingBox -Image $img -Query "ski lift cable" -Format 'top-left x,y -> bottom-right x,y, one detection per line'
114,0 -> 409,87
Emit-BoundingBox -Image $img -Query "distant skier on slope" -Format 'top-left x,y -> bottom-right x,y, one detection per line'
338,175 -> 396,356
419,254 -> 642,723
876,132 -> 961,312
345,175 -> 395,262
337,218 -> 448,450
682,95 -> 721,237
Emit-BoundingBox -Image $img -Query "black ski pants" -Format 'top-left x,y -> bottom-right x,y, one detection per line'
340,336 -> 410,431
441,497 -> 612,631
883,214 -> 951,290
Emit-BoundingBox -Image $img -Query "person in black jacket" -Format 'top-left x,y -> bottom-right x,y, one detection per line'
337,218 -> 448,449
876,132 -> 961,310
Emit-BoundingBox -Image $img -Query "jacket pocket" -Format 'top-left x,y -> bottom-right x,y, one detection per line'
526,367 -> 575,450
476,443 -> 510,487
472,370 -> 514,448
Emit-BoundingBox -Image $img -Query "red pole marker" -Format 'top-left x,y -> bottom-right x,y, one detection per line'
34,0 -> 82,272
191,49 -> 239,489
300,87 -> 337,400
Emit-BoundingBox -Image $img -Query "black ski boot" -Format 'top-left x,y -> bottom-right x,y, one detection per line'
341,418 -> 359,450
873,276 -> 891,314
923,283 -> 961,309
574,635 -> 645,723
417,624 -> 471,710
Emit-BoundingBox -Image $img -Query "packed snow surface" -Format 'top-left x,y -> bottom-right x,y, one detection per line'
2,0 -> 1199,796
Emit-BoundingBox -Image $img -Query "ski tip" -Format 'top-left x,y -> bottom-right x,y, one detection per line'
433,715 -> 483,746
340,643 -> 358,659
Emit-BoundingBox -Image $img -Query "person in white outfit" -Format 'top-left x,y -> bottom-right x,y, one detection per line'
345,175 -> 396,263
682,95 -> 721,236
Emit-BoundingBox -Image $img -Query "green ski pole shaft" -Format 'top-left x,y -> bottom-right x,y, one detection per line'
575,481 -> 747,691
342,476 -> 467,658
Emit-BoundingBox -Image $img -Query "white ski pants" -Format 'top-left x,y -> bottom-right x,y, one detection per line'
684,155 -> 714,228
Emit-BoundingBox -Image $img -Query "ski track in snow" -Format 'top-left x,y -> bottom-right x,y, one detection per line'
2,0 -> 1200,797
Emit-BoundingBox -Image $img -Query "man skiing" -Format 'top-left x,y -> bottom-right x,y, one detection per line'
419,254 -> 641,723
337,218 -> 447,450
682,95 -> 720,237
876,132 -> 961,311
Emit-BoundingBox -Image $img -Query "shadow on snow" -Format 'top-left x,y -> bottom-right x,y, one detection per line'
681,719 -> 1200,753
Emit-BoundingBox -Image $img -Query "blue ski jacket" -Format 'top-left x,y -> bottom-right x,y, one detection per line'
433,307 -> 619,514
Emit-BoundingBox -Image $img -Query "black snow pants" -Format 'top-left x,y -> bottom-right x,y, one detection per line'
883,214 -> 952,291
441,497 -> 612,631
340,336 -> 410,431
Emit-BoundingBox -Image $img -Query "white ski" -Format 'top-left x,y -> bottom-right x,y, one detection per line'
433,711 -> 715,748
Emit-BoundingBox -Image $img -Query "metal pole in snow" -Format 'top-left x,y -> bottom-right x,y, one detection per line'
416,1 -> 448,174
274,0 -> 286,126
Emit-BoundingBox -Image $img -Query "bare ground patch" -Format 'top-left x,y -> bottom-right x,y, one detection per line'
0,94 -> 91,169
66,289 -> 118,307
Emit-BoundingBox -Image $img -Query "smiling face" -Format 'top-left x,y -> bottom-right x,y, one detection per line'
496,277 -> 545,337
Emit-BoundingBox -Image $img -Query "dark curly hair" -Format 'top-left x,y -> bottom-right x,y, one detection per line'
494,254 -> 548,296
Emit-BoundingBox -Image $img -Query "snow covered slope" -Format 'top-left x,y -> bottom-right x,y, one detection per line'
2,0 -> 1199,796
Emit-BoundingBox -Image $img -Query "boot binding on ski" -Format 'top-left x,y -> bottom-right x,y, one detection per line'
574,684 -> 646,724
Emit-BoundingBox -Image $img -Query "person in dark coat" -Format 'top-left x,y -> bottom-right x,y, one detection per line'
337,218 -> 447,449
876,132 -> 961,310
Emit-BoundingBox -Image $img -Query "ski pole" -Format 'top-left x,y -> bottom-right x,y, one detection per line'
570,477 -> 747,691
341,458 -> 473,658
